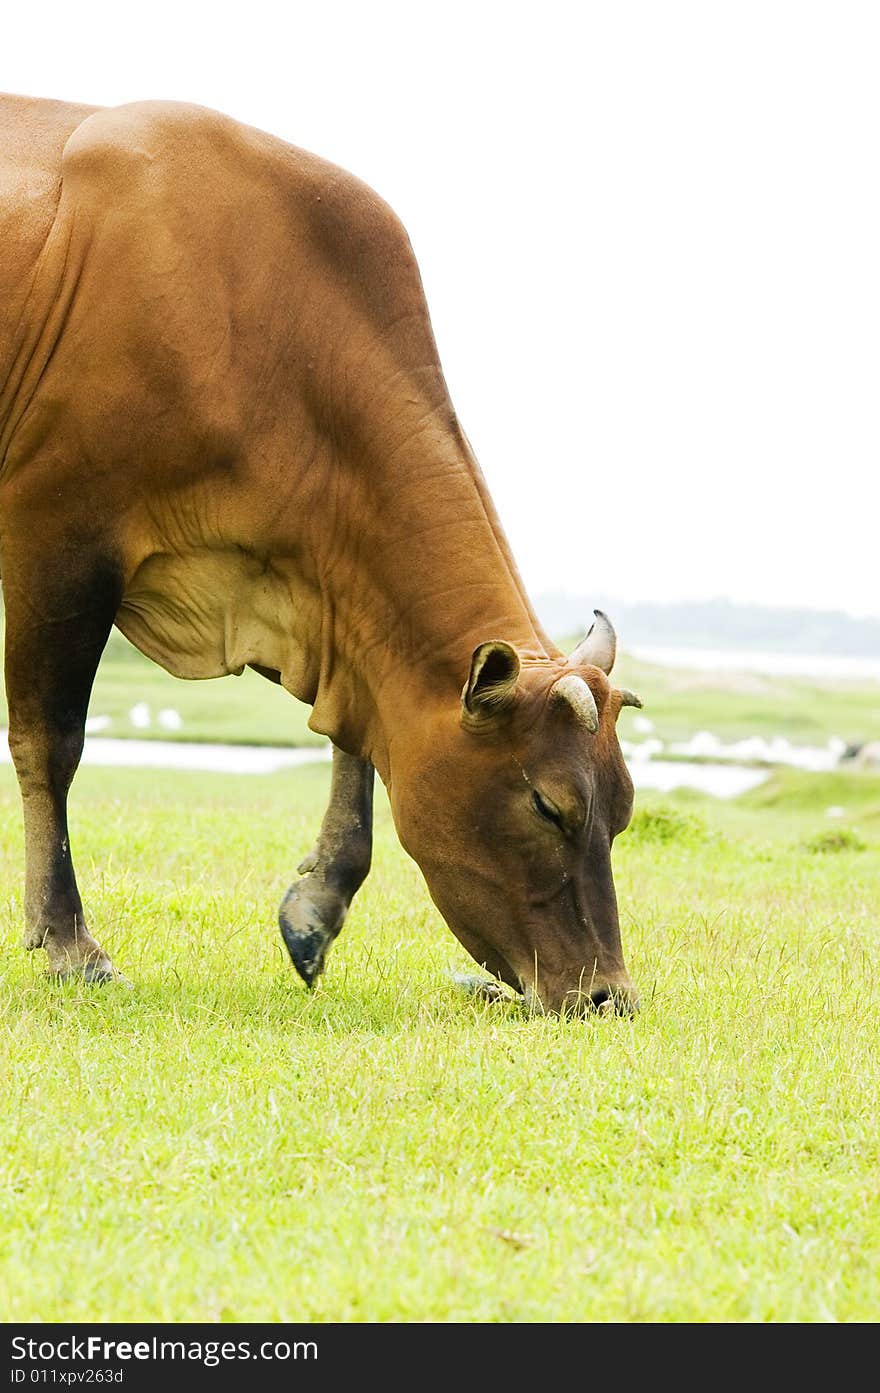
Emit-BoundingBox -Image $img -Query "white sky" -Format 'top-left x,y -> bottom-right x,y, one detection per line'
6,1 -> 879,616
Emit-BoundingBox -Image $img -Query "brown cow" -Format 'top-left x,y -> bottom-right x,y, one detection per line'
0,94 -> 641,1014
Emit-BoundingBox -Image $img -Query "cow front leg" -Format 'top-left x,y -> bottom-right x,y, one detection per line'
2,551 -> 123,980
279,746 -> 374,986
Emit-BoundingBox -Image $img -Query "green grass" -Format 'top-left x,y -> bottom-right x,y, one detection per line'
1,760 -> 879,1322
610,650 -> 880,750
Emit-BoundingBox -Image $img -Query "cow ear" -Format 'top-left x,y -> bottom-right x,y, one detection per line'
461,641 -> 521,720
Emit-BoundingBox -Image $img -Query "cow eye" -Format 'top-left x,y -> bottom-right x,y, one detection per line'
532,790 -> 561,827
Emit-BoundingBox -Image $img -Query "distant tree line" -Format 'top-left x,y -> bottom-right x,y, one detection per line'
536,593 -> 880,657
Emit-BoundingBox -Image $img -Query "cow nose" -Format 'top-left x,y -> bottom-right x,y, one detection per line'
591,982 -> 640,1017
530,979 -> 640,1017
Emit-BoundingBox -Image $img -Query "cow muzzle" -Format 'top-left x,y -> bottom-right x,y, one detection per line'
523,977 -> 640,1018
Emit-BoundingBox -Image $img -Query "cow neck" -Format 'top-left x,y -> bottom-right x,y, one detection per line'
306,424 -> 558,783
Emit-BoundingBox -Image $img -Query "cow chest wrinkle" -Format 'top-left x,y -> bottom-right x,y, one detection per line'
116,549 -> 314,695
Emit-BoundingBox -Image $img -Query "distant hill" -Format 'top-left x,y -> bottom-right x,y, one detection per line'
535,594 -> 880,658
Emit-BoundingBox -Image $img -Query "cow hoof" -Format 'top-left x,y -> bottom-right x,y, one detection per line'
448,971 -> 510,1003
83,962 -> 132,987
50,960 -> 131,987
279,877 -> 347,987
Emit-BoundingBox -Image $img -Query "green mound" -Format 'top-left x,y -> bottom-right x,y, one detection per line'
800,827 -> 868,854
740,767 -> 880,816
626,803 -> 715,845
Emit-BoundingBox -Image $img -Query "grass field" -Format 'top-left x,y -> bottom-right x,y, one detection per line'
1,751 -> 879,1322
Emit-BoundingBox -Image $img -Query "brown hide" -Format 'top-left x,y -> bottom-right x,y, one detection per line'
0,95 -> 638,1013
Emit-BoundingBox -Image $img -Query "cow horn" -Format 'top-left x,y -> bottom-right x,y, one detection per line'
569,609 -> 617,675
618,689 -> 643,709
550,674 -> 599,733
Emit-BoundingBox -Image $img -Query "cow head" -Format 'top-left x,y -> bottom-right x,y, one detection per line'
391,611 -> 641,1016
